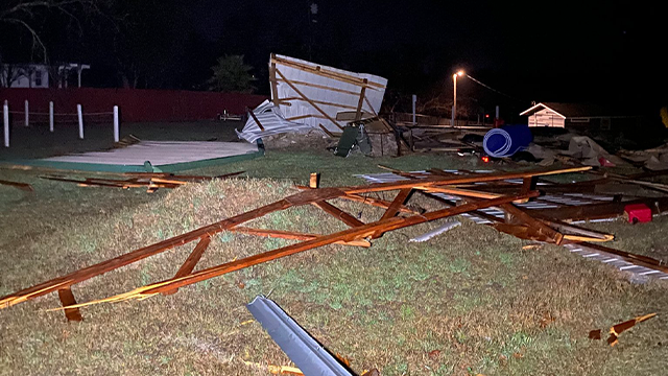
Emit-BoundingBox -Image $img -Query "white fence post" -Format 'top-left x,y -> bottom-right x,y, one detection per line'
113,105 -> 119,142
77,104 -> 84,139
49,101 -> 54,132
3,100 -> 9,147
24,100 -> 29,127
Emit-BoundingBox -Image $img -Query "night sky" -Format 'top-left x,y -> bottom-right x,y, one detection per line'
1,0 -> 665,119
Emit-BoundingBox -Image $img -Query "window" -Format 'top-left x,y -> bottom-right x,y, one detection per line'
34,70 -> 42,86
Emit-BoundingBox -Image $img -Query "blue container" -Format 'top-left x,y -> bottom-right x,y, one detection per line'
483,125 -> 533,158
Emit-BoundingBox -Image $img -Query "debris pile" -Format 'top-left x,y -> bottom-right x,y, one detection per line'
6,165 -> 668,325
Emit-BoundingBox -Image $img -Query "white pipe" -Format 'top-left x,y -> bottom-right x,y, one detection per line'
411,94 -> 417,125
24,100 -> 29,127
3,100 -> 9,147
77,104 -> 84,139
49,101 -> 54,132
113,105 -> 119,142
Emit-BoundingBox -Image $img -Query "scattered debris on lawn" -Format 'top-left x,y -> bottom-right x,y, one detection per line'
247,296 -> 354,376
2,166 -> 596,321
0,179 -> 33,192
357,165 -> 668,279
589,313 -> 657,346
40,171 -> 245,193
409,221 -> 461,242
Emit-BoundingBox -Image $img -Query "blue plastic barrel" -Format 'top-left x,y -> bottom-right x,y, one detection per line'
483,125 -> 533,158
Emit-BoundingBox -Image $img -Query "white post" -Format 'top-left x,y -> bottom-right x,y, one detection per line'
49,101 -> 54,132
113,105 -> 119,142
3,100 -> 9,147
24,100 -> 29,127
411,94 -> 417,125
77,104 -> 84,139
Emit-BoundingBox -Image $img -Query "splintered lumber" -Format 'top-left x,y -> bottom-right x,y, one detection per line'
162,236 -> 212,295
48,191 -> 539,309
0,179 -> 34,192
40,171 -> 245,191
499,203 -> 564,245
589,313 -> 657,347
378,188 -> 413,222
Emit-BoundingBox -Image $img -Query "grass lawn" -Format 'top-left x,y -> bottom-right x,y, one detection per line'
1,142 -> 668,376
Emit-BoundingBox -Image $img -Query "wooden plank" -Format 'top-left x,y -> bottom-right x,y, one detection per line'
286,114 -> 328,121
91,192 -> 540,301
0,179 -> 33,192
355,80 -> 368,121
275,69 -> 345,130
499,203 -> 564,244
271,55 -> 385,89
312,200 -> 365,228
379,188 -> 412,222
232,227 -> 371,247
318,124 -> 337,138
162,236 -> 212,295
269,54 -> 280,105
247,107 -> 265,131
278,97 -> 359,111
417,186 -> 504,200
309,173 -> 319,188
270,78 -> 361,96
58,288 -> 83,322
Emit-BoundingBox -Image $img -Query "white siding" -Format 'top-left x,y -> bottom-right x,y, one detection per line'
528,108 -> 564,128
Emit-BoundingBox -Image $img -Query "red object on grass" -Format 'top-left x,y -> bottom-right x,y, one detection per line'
624,203 -> 652,224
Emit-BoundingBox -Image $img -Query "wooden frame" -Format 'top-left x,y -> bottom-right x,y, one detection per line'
1,167 -> 594,321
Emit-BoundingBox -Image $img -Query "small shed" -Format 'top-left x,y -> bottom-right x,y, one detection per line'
520,102 -> 641,131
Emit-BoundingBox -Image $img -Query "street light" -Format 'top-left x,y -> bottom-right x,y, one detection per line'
452,70 -> 464,127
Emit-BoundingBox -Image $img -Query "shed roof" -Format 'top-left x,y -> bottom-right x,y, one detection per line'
520,102 -> 637,118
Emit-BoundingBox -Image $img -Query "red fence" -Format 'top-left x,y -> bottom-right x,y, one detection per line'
0,88 -> 267,123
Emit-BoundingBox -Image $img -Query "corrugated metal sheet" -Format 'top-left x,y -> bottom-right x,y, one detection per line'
273,54 -> 388,133
236,100 -> 313,143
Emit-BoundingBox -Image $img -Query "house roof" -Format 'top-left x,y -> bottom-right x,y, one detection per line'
520,102 -> 637,118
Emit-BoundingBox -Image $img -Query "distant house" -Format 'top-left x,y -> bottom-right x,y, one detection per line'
0,63 -> 90,88
520,102 -> 641,131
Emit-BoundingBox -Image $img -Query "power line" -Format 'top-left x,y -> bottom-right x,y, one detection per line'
465,74 -> 524,102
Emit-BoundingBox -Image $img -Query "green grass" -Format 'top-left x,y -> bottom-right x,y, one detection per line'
1,148 -> 668,375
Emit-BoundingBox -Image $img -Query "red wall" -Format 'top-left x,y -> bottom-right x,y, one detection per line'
0,88 -> 267,122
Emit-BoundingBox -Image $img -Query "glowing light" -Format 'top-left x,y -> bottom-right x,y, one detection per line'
482,156 -> 490,163
485,114 -> 490,118
457,71 -> 464,76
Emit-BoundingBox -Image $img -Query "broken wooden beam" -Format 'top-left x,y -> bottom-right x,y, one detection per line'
0,179 -> 33,192
163,236 -> 212,295
57,288 -> 83,322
